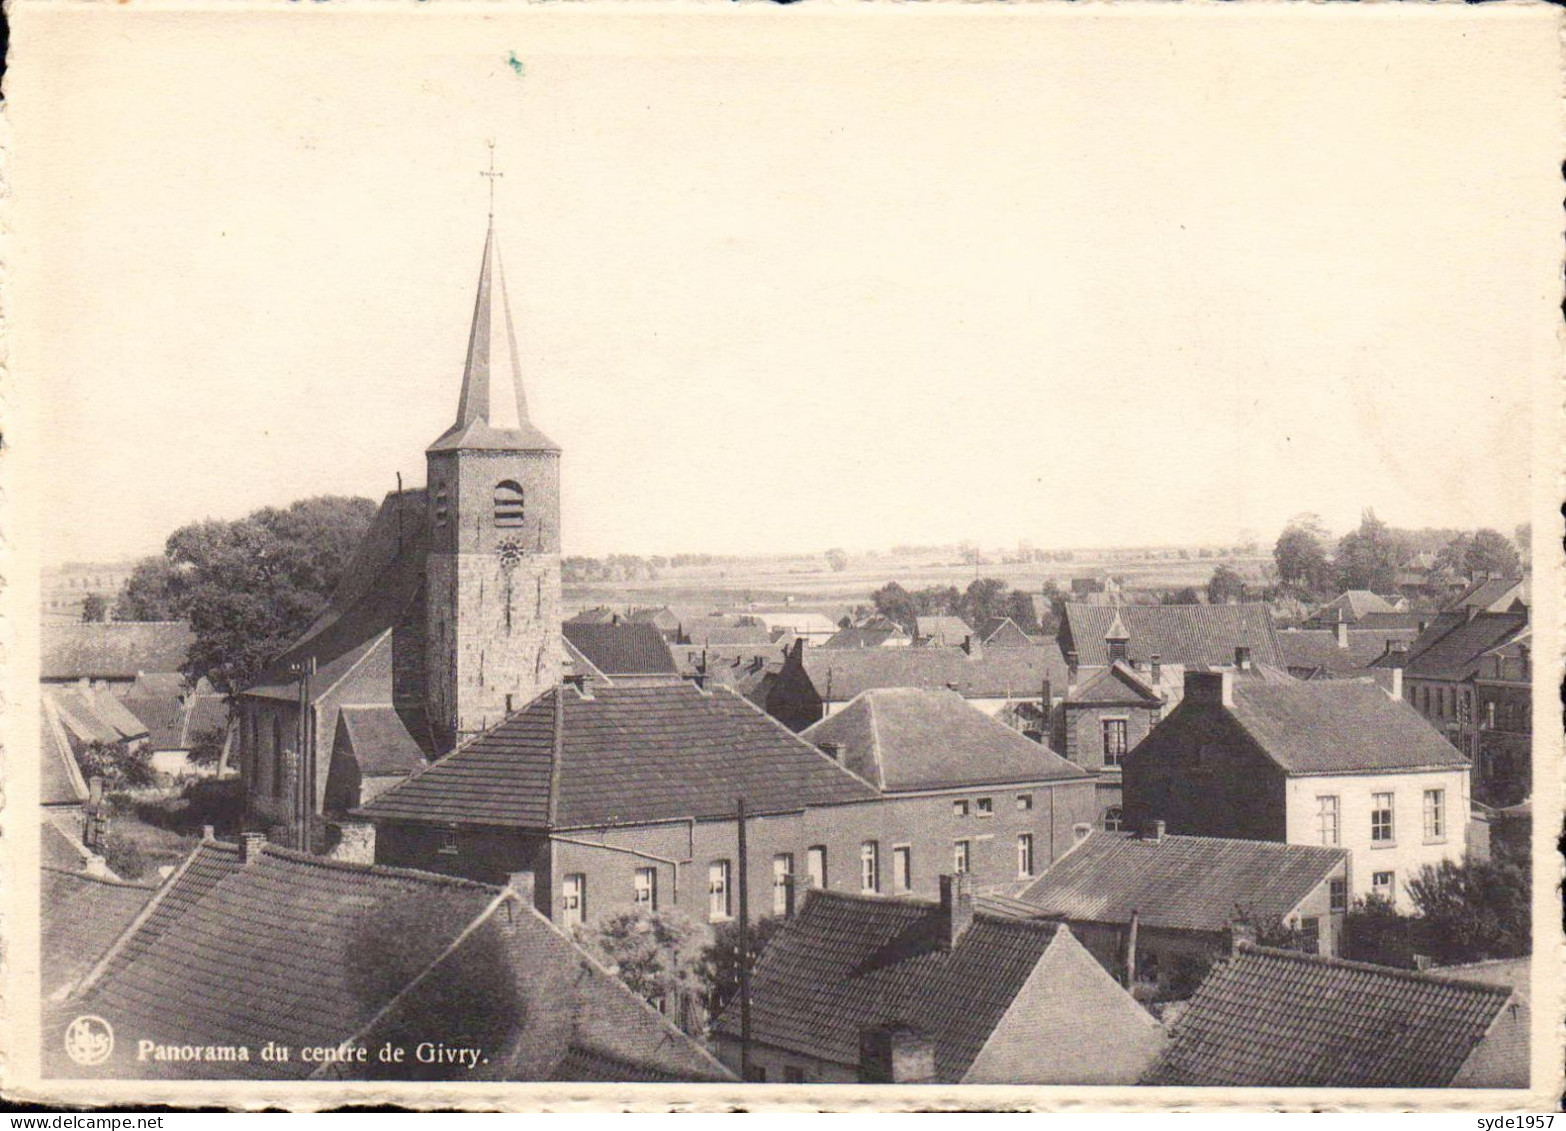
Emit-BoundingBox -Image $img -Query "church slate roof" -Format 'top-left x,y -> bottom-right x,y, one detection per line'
1014,831 -> 1345,933
802,688 -> 1087,792
42,622 -> 194,682
359,683 -> 879,829
1142,946 -> 1514,1087
1060,604 -> 1284,669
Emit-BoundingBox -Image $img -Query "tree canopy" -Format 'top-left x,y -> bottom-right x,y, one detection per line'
1206,564 -> 1247,605
869,577 -> 1039,637
1272,514 -> 1333,594
1435,528 -> 1521,581
114,496 -> 378,695
1334,509 -> 1409,592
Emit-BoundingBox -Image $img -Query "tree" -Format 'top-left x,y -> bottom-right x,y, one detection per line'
80,594 -> 109,623
824,548 -> 849,573
1342,894 -> 1417,969
702,914 -> 788,1020
1161,586 -> 1201,605
1436,528 -> 1521,581
573,909 -> 709,1035
1334,509 -> 1409,593
120,496 -> 378,695
76,739 -> 154,789
956,577 -> 1010,627
1406,857 -> 1530,964
870,582 -> 918,635
1273,515 -> 1332,593
1207,565 -> 1246,605
187,724 -> 228,769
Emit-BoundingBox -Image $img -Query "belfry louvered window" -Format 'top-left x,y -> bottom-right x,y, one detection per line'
494,480 -> 526,527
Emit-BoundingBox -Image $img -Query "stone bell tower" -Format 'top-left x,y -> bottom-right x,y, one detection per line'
425,217 -> 561,751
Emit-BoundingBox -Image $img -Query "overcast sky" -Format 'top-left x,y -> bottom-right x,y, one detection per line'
15,4 -> 1558,566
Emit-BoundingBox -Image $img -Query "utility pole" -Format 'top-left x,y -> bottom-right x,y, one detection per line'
736,796 -> 751,1082
290,657 -> 316,851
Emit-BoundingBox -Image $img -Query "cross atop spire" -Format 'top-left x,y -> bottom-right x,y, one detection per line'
480,140 -> 504,221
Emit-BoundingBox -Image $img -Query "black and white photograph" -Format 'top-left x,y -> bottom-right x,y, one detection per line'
7,1 -> 1561,1109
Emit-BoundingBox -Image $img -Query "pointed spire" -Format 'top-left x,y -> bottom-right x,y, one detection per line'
428,209 -> 558,452
1105,609 -> 1129,642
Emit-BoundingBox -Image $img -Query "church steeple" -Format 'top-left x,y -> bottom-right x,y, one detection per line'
427,219 -> 559,454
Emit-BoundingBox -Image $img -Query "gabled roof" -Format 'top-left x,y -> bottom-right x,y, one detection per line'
1445,575 -> 1527,614
566,606 -> 620,625
1277,628 -> 1420,678
822,623 -> 910,649
1226,680 -> 1468,775
1307,590 -> 1397,625
1061,604 -> 1283,668
915,616 -> 974,646
122,693 -> 186,750
47,686 -> 150,746
41,697 -> 88,805
360,683 -> 879,829
560,622 -> 678,677
680,622 -> 775,648
42,870 -> 158,1000
337,706 -> 433,776
63,839 -> 729,1081
42,622 -> 194,681
1015,831 -> 1345,934
802,688 -> 1088,792
1143,945 -> 1514,1087
1065,661 -> 1163,706
802,643 -> 1067,703
977,617 -> 1033,647
1385,612 -> 1529,683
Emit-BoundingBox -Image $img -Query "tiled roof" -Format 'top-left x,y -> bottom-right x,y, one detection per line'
41,698 -> 88,805
1352,611 -> 1428,631
66,839 -> 728,1081
561,622 -> 679,677
361,683 -> 878,829
977,618 -> 1032,647
42,622 -> 194,681
48,686 -> 150,746
681,622 -> 775,647
1277,628 -> 1418,678
1061,604 -> 1283,669
1015,831 -> 1344,933
802,643 -> 1066,704
1142,946 -> 1513,1087
1385,612 -> 1529,682
715,890 -> 1064,1081
1306,590 -> 1397,625
915,616 -> 974,645
1065,662 -> 1162,706
129,671 -> 189,698
1228,681 -> 1468,774
802,688 -> 1087,792
566,606 -> 620,625
822,624 -> 909,649
337,706 -> 433,776
122,693 -> 186,750
42,870 -> 157,1000
1446,576 -> 1527,614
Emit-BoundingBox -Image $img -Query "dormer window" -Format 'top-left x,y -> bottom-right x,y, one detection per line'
494,480 -> 526,528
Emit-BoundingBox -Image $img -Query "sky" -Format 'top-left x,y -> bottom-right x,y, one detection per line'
14,4 -> 1559,567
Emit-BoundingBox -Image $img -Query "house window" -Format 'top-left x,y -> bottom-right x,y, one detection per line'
1316,795 -> 1341,847
783,1066 -> 806,1084
1017,794 -> 1033,811
806,845 -> 827,890
1102,718 -> 1129,766
1329,878 -> 1347,913
892,846 -> 912,893
437,831 -> 459,856
1017,834 -> 1035,879
494,480 -> 526,528
953,839 -> 971,875
953,799 -> 969,817
1103,806 -> 1123,832
1423,789 -> 1446,841
562,874 -> 586,927
1371,792 -> 1394,843
1300,917 -> 1321,954
772,854 -> 795,917
1372,870 -> 1396,904
860,841 -> 880,893
634,867 -> 657,910
708,860 -> 731,921
1484,701 -> 1497,730
976,797 -> 993,817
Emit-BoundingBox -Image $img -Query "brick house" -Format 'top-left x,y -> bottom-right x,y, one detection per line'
1122,670 -> 1469,905
712,876 -> 1164,1084
1050,661 -> 1164,832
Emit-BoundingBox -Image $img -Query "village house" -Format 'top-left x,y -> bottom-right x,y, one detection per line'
992,826 -> 1348,988
913,615 -> 974,647
50,833 -> 731,1081
41,621 -> 195,694
1277,621 -> 1419,681
801,688 -> 1096,894
559,621 -> 682,686
974,616 -> 1035,648
1445,574 -> 1529,616
1058,602 -> 1286,671
1142,944 -> 1527,1088
359,679 -> 1096,927
746,610 -> 840,645
712,876 -> 1164,1084
1302,590 -> 1401,628
1121,671 -> 1468,905
821,616 -> 912,649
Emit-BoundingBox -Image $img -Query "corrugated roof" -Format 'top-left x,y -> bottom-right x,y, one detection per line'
42,622 -> 194,681
802,643 -> 1066,703
1061,604 -> 1284,668
1228,681 -> 1468,775
714,890 -> 1064,1081
361,683 -> 879,829
1143,946 -> 1512,1087
561,622 -> 678,677
1015,832 -> 1344,933
802,688 -> 1087,792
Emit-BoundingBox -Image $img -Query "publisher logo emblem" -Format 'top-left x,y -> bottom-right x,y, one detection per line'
64,1015 -> 114,1066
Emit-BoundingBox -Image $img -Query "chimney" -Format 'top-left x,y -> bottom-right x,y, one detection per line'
1145,819 -> 1166,843
1229,918 -> 1256,956
818,741 -> 842,763
1041,677 -> 1053,710
1389,667 -> 1403,701
1184,668 -> 1234,708
1066,650 -> 1079,679
201,824 -> 216,841
1335,620 -> 1349,649
1150,654 -> 1162,686
858,1024 -> 936,1085
1234,645 -> 1253,672
240,831 -> 267,863
961,635 -> 982,658
507,870 -> 536,905
939,872 -> 975,948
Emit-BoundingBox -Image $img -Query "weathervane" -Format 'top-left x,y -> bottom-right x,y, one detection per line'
480,139 -> 504,220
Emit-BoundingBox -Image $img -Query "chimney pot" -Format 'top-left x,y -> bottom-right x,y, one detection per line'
1335,621 -> 1349,649
939,872 -> 975,948
1147,819 -> 1166,842
858,1024 -> 936,1085
1230,919 -> 1257,956
201,824 -> 216,841
240,831 -> 267,863
1150,654 -> 1162,685
1184,668 -> 1234,708
1235,645 -> 1253,671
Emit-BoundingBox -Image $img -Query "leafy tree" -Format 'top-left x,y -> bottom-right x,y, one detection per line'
1436,529 -> 1521,581
702,914 -> 787,1019
870,582 -> 918,635
1513,522 -> 1531,562
77,739 -> 155,789
1161,586 -> 1202,605
1273,514 -> 1333,593
573,909 -> 709,1035
957,577 -> 1010,627
1342,894 -> 1416,969
80,594 -> 109,623
1334,509 -> 1409,593
114,556 -> 191,622
824,548 -> 849,573
1406,857 -> 1530,964
98,833 -> 148,881
187,724 -> 228,769
1207,565 -> 1246,605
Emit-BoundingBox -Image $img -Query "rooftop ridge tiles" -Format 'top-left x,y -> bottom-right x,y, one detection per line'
1236,943 -> 1516,997
251,842 -> 504,893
